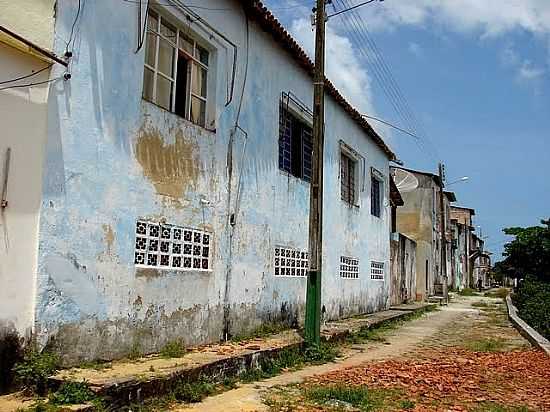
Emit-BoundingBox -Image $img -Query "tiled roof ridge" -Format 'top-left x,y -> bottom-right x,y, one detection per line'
241,0 -> 396,160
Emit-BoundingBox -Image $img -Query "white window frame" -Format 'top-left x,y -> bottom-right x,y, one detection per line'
340,256 -> 359,279
371,167 -> 385,218
339,141 -> 364,207
143,9 -> 209,127
134,220 -> 212,272
370,261 -> 385,281
274,246 -> 309,277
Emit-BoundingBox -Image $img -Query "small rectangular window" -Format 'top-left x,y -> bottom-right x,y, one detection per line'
341,152 -> 357,205
134,220 -> 212,271
340,256 -> 359,279
278,104 -> 312,182
143,10 -> 209,127
274,247 -> 309,277
370,261 -> 385,281
371,174 -> 382,217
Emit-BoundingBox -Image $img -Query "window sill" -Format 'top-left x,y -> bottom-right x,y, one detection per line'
278,169 -> 311,186
141,98 -> 216,134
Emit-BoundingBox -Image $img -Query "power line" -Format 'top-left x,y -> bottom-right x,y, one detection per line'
122,0 -> 311,11
335,0 -> 440,164
0,77 -> 62,92
361,114 -> 419,139
0,64 -> 53,85
66,0 -> 82,53
327,0 -> 377,18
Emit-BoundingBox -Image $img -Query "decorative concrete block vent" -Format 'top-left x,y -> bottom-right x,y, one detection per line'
370,261 -> 385,281
340,256 -> 359,279
134,220 -> 211,271
274,247 -> 308,277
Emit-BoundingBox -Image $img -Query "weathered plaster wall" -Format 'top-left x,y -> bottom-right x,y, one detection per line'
392,171 -> 439,300
35,0 -> 391,363
0,43 -> 51,342
0,0 -> 55,53
390,233 -> 417,305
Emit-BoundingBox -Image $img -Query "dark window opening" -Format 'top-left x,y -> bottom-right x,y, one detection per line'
341,152 -> 356,205
278,104 -> 312,182
175,54 -> 189,117
371,176 -> 382,217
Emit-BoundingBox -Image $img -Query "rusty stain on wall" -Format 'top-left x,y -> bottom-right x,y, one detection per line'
135,127 -> 200,199
102,224 -> 115,254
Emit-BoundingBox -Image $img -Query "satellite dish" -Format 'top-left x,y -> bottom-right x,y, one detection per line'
393,169 -> 419,193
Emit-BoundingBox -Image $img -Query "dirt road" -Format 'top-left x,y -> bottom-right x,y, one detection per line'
175,295 -> 547,411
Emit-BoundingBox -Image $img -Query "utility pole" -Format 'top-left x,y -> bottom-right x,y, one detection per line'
438,162 -> 447,285
305,0 -> 327,346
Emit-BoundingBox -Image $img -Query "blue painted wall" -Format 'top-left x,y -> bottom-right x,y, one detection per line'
35,0 -> 392,363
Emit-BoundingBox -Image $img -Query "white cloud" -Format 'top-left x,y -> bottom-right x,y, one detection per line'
290,18 -> 375,115
500,42 -> 519,67
518,60 -> 545,80
408,42 -> 423,57
356,0 -> 550,37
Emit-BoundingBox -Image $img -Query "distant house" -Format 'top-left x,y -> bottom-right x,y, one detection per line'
0,0 -> 396,364
450,206 -> 476,290
390,167 -> 455,300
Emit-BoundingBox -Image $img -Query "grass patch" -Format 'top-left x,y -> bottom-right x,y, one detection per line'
78,360 -> 112,370
13,349 -> 60,395
348,306 -> 437,344
232,321 -> 290,342
473,401 -> 532,412
459,288 -> 479,296
472,301 -> 490,308
304,384 -> 406,411
465,338 -> 506,352
160,339 -> 186,359
240,343 -> 339,383
173,379 -> 216,403
48,381 -> 96,405
484,288 -> 509,299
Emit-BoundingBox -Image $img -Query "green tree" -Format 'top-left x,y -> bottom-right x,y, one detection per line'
499,219 -> 550,282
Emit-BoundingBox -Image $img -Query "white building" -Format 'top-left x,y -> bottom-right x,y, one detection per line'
0,0 -> 396,364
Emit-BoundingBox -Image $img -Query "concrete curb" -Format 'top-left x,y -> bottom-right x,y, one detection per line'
505,295 -> 550,356
48,304 -> 433,408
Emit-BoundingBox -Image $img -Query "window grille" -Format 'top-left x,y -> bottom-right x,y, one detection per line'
341,152 -> 356,205
134,220 -> 211,271
370,261 -> 385,280
371,175 -> 382,217
340,256 -> 359,279
278,104 -> 312,182
143,10 -> 209,127
274,247 -> 308,277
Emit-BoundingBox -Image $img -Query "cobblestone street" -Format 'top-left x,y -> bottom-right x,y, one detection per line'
182,296 -> 549,412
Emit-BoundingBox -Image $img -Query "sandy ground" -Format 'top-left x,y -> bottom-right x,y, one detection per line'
174,297 -> 497,412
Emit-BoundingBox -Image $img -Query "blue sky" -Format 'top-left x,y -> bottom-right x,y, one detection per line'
263,0 -> 550,259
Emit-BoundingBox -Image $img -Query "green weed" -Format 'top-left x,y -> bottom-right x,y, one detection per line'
48,381 -> 96,405
160,339 -> 186,359
232,322 -> 290,342
484,288 -> 509,299
473,401 -> 532,412
13,349 -> 60,394
459,288 -> 479,296
465,338 -> 506,352
173,379 -> 216,403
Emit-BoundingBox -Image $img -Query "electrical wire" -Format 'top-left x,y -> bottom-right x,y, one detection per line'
65,0 -> 82,53
135,0 -> 151,53
334,0 -> 440,164
122,0 -> 311,11
328,0 -> 376,18
0,64 -> 53,85
0,77 -> 62,92
361,114 -> 419,139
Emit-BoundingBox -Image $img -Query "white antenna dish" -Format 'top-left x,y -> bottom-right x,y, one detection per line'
393,169 -> 419,193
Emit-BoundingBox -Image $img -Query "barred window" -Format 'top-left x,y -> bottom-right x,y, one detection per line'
134,220 -> 211,271
371,174 -> 382,217
340,256 -> 359,279
278,104 -> 313,182
370,261 -> 385,281
341,152 -> 356,205
274,246 -> 309,277
143,10 -> 209,127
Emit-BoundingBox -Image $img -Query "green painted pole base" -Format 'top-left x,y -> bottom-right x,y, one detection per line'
305,269 -> 321,346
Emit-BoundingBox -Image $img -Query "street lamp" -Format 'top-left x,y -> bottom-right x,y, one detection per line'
446,176 -> 469,186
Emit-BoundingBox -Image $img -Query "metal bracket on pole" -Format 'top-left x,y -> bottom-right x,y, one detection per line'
1,148 -> 11,209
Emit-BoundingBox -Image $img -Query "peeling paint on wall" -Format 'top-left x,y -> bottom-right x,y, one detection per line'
135,127 -> 200,199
